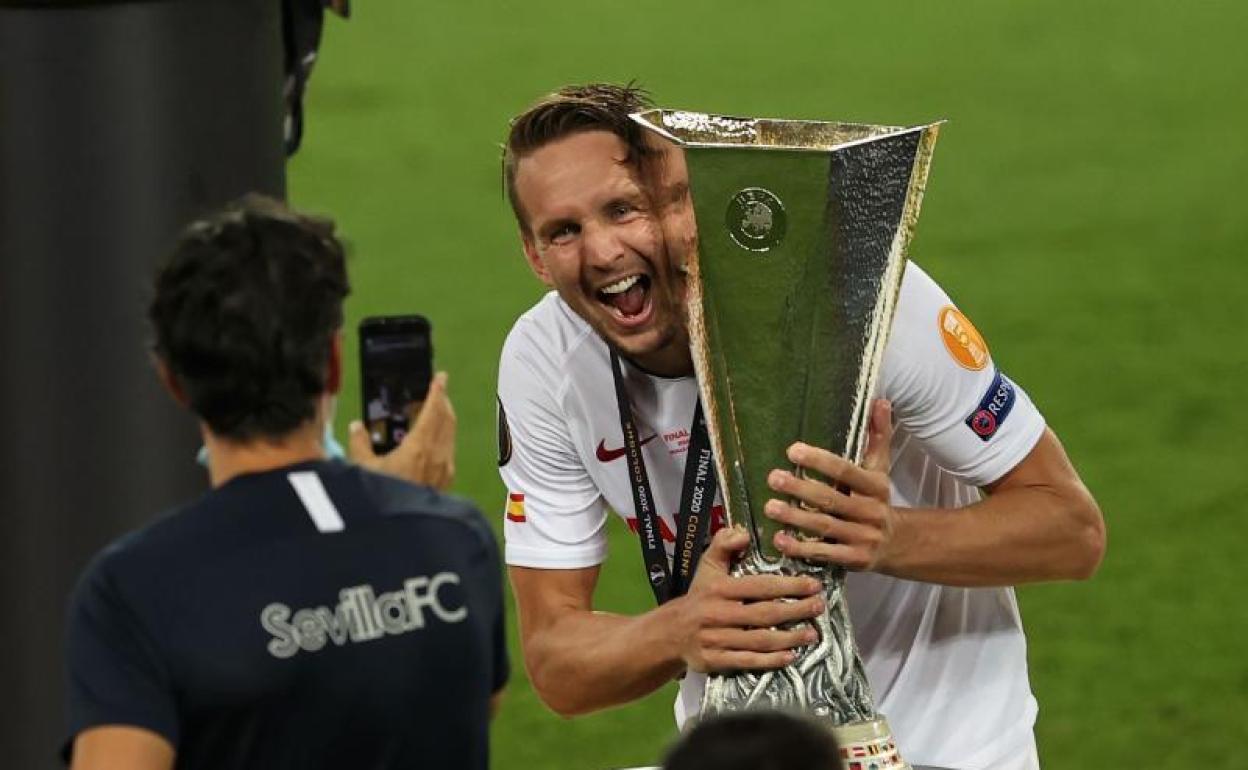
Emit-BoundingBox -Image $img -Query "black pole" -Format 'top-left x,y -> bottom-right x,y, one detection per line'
0,1 -> 285,765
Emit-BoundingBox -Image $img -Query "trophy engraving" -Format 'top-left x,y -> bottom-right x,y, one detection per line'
633,109 -> 941,768
726,187 -> 787,251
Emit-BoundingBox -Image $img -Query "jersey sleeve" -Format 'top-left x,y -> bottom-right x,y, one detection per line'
455,505 -> 512,694
490,557 -> 510,694
475,509 -> 511,694
63,550 -> 179,757
496,320 -> 608,569
880,263 -> 1047,487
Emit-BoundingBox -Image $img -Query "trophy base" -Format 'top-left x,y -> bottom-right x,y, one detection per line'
831,717 -> 909,770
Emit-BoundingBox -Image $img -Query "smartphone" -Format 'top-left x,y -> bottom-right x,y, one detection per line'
358,315 -> 433,454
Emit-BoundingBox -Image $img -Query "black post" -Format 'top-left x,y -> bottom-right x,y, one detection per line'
0,1 -> 285,765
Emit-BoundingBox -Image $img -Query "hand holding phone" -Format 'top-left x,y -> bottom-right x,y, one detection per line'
358,315 -> 432,454
351,315 -> 455,490
349,371 -> 456,491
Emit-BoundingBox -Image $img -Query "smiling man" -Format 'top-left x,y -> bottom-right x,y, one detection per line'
509,127 -> 691,376
496,83 -> 1105,770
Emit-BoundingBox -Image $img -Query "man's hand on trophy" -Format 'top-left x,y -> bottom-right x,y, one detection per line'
676,527 -> 825,673
763,399 -> 899,572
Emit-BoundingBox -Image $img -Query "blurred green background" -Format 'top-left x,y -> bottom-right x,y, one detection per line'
288,1 -> 1247,767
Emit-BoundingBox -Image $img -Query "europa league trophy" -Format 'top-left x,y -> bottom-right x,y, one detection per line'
632,110 -> 941,769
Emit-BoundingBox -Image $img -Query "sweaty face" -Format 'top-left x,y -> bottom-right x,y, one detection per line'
516,131 -> 692,375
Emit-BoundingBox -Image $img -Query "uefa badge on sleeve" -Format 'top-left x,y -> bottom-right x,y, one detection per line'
965,370 -> 1017,441
496,397 -> 513,467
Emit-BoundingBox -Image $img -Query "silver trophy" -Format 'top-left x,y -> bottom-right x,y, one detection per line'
633,109 -> 941,768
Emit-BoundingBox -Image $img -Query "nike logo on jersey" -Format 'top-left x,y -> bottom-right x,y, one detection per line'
596,434 -> 657,462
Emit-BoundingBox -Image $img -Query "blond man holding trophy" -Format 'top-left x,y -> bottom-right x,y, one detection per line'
496,83 -> 1104,770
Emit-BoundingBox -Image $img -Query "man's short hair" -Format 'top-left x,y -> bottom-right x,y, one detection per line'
502,82 -> 655,234
148,194 -> 350,441
662,710 -> 843,770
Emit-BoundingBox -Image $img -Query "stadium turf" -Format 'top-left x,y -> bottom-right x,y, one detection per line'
289,1 -> 1247,766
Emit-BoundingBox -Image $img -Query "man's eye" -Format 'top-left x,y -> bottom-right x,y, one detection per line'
549,224 -> 577,244
609,201 -> 638,219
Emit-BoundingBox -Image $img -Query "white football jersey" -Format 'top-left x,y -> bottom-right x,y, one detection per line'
497,262 -> 1046,769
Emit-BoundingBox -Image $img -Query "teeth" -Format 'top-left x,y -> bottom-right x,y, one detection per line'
600,275 -> 641,295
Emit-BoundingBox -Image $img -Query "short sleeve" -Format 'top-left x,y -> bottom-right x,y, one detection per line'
63,551 -> 179,757
476,514 -> 510,693
491,589 -> 509,693
496,320 -> 608,569
880,263 -> 1046,487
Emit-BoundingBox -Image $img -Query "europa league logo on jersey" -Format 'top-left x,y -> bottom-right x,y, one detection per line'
726,187 -> 786,252
633,108 -> 943,769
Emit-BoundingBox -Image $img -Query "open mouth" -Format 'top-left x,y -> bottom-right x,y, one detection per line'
596,274 -> 653,324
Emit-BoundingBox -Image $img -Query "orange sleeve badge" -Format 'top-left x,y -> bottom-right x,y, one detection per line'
505,492 -> 526,523
938,306 -> 989,371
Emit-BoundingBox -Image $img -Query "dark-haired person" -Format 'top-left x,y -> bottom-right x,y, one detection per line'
63,196 -> 506,770
495,84 -> 1104,769
662,711 -> 843,770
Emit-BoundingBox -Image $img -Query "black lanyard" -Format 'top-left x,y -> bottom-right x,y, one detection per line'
609,351 -> 718,605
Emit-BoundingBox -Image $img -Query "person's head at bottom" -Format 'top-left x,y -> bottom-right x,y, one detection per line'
662,710 -> 843,770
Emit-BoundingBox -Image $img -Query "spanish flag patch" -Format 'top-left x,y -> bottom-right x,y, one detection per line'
505,492 -> 526,523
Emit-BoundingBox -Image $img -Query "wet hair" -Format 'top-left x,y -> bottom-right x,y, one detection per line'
503,81 -> 656,233
661,710 -> 844,770
148,194 -> 350,441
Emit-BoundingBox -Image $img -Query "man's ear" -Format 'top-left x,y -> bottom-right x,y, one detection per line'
326,332 -> 343,395
521,234 -> 553,286
153,356 -> 190,408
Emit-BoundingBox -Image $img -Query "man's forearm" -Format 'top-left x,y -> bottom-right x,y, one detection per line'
512,533 -> 824,717
885,477 -> 1104,587
772,426 -> 1106,587
523,599 -> 688,716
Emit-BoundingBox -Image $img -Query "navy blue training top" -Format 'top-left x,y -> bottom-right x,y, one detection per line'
64,460 -> 507,770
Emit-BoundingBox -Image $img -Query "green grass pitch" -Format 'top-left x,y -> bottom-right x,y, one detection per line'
288,1 -> 1248,766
